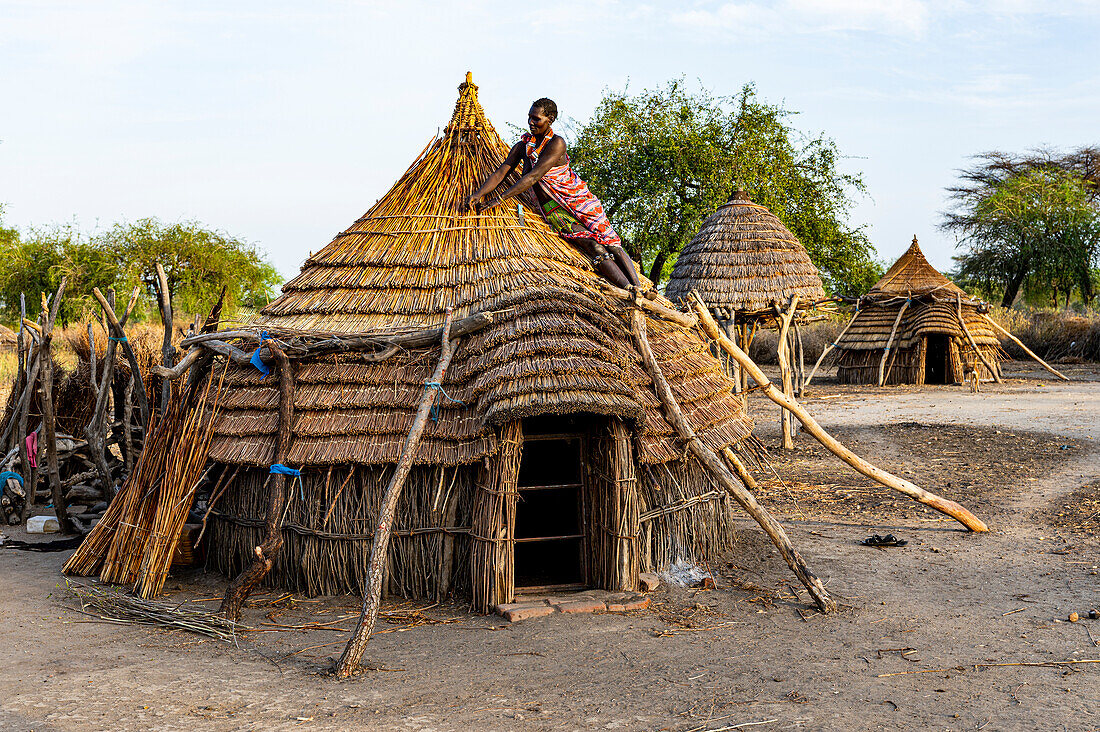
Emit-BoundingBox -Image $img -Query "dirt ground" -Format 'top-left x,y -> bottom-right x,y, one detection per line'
2,361 -> 1100,731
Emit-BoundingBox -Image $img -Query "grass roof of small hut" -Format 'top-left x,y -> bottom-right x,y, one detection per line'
664,190 -> 826,314
865,236 -> 969,301
208,74 -> 757,468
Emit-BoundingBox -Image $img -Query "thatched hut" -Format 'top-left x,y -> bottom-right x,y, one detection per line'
201,75 -> 763,611
830,237 -> 1003,385
665,189 -> 828,445
665,189 -> 826,318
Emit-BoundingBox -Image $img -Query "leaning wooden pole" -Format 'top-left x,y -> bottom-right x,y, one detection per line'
981,314 -> 1069,381
689,291 -> 989,532
154,263 -> 176,415
877,299 -> 909,387
630,307 -> 835,613
806,306 -> 860,387
956,293 -> 1000,384
336,308 -> 460,677
220,337 -> 296,622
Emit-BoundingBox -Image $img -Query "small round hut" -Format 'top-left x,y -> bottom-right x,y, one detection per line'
829,237 -> 1003,386
665,189 -> 827,445
200,75 -> 764,611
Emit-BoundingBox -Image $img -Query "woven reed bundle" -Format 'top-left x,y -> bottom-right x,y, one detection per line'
208,74 -> 758,469
665,190 -> 826,314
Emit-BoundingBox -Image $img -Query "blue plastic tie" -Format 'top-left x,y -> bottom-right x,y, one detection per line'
108,335 -> 127,343
250,330 -> 273,376
424,381 -> 465,423
270,463 -> 303,499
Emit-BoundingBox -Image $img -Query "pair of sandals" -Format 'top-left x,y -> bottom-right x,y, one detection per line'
860,534 -> 908,547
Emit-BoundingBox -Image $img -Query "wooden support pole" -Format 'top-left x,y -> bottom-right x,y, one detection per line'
154,263 -> 176,415
877,299 -> 909,387
598,281 -> 698,328
956,294 -> 1000,384
92,287 -> 152,428
220,337 -> 295,622
39,278 -> 75,533
981,314 -> 1069,381
84,288 -> 139,495
630,307 -> 834,612
775,297 -> 799,449
337,309 -> 459,677
794,318 -> 806,397
721,447 -> 758,490
689,291 -> 989,533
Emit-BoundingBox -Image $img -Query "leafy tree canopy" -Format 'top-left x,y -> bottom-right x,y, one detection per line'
943,149 -> 1100,308
0,215 -> 280,326
569,80 -> 882,295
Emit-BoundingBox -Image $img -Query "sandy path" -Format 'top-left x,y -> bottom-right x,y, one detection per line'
2,368 -> 1099,731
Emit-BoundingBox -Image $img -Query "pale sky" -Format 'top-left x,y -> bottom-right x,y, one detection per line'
3,1 -> 1099,281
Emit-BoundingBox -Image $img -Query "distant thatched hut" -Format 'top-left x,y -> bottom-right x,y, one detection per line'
830,237 -> 1003,385
665,190 -> 828,444
665,189 -> 826,319
202,75 -> 763,611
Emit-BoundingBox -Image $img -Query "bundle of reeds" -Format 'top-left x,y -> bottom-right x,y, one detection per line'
63,368 -> 223,596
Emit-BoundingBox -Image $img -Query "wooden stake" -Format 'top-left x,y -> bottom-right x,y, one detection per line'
630,307 -> 835,613
337,308 -> 459,677
39,278 -> 75,533
956,293 -> 1000,384
220,338 -> 295,621
806,307 -> 860,387
981,314 -> 1069,381
775,297 -> 799,449
689,291 -> 989,533
154,263 -> 176,414
878,299 -> 909,387
92,287 -> 152,428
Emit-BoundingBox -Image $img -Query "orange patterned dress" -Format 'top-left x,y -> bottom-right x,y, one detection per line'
522,130 -> 622,249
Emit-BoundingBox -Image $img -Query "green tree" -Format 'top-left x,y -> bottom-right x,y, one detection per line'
945,162 -> 1100,308
0,216 -> 280,325
569,80 -> 882,294
97,218 -> 281,315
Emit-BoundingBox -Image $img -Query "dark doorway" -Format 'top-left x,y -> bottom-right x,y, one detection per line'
514,418 -> 586,589
925,335 -> 950,384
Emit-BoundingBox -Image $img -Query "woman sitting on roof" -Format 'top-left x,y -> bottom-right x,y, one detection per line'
465,97 -> 652,296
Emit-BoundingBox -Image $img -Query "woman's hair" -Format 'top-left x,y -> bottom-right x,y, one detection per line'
531,97 -> 558,121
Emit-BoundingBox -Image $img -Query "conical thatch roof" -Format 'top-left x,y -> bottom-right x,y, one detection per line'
665,190 -> 825,313
866,236 -> 968,300
208,74 -> 756,468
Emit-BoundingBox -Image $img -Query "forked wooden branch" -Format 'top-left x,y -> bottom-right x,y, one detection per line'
336,308 -> 460,677
775,297 -> 800,448
598,281 -> 698,328
689,291 -> 989,533
630,308 -> 835,613
92,287 -> 151,427
980,315 -> 1069,381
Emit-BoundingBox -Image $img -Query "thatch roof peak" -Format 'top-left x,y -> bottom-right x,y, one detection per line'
869,235 -> 967,298
211,75 -> 755,469
665,192 -> 825,314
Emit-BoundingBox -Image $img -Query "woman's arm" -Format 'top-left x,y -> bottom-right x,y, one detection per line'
476,136 -> 566,212
464,142 -> 526,210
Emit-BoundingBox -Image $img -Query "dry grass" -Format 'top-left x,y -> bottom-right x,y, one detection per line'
988,307 -> 1100,362
748,315 -> 847,365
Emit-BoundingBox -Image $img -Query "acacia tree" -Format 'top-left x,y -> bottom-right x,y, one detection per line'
945,158 -> 1100,308
569,81 -> 881,294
